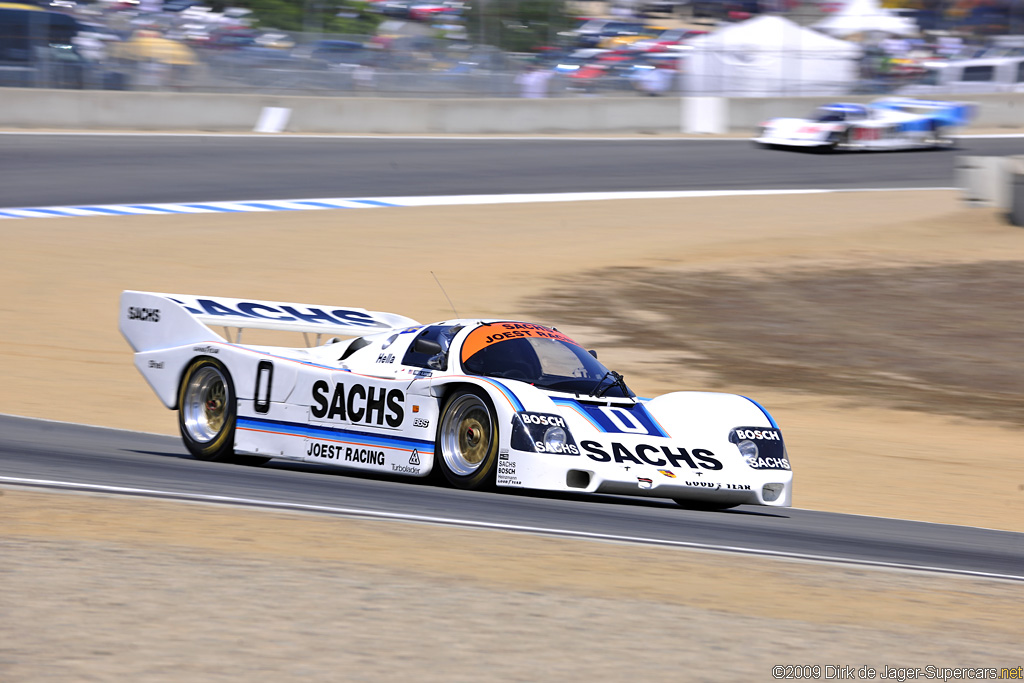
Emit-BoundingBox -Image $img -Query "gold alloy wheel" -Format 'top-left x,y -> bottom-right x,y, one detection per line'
440,393 -> 494,477
182,365 -> 229,443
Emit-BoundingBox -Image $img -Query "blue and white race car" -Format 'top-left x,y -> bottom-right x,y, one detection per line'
753,98 -> 974,152
120,291 -> 792,510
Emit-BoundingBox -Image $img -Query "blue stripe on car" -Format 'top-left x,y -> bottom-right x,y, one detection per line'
550,397 -> 604,430
238,416 -> 435,452
477,378 -> 524,411
549,397 -> 668,437
740,395 -> 779,429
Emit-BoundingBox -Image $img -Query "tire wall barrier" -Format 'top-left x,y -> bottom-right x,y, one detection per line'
0,88 -> 1021,134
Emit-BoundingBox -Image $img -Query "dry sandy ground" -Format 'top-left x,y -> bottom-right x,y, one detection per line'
2,190 -> 1023,679
3,489 -> 1023,682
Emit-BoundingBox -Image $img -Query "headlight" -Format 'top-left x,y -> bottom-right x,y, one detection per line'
737,440 -> 758,461
512,412 -> 579,455
762,483 -> 784,502
543,426 -> 567,452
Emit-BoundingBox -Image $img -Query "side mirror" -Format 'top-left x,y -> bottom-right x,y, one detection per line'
588,349 -> 598,359
413,338 -> 443,355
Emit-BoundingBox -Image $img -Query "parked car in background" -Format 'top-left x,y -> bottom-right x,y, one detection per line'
631,26 -> 707,51
898,56 -> 1024,94
304,39 -> 371,68
561,18 -> 649,48
197,27 -> 260,51
638,0 -> 690,14
692,0 -> 760,20
599,25 -> 668,49
0,2 -> 93,88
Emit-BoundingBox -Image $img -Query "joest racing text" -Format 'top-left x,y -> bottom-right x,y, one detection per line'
306,441 -> 385,465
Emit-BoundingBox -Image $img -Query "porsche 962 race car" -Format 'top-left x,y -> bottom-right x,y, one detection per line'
120,291 -> 792,509
753,97 -> 974,152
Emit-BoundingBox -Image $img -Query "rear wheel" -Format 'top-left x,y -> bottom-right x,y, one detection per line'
822,128 -> 849,153
178,358 -> 240,462
435,388 -> 499,490
928,122 -> 952,149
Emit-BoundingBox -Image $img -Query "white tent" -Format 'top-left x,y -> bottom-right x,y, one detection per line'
682,15 -> 862,97
813,0 -> 918,37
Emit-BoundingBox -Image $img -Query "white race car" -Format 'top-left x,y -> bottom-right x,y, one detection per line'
753,98 -> 974,152
120,291 -> 792,509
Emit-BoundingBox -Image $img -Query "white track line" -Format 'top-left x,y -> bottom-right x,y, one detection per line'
0,131 -> 1020,140
2,475 -> 1021,582
0,187 -> 956,220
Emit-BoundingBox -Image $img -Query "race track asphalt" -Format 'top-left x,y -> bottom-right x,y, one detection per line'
2,415 -> 1021,580
1,134 -> 1022,208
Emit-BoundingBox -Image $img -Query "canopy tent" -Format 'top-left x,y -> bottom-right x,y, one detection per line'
109,30 -> 198,66
682,15 -> 862,97
813,0 -> 919,37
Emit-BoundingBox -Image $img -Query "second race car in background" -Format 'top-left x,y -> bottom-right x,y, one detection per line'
752,98 -> 975,152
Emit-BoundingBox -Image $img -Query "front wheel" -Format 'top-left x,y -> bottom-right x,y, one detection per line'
435,388 -> 499,490
929,124 -> 953,149
821,128 -> 849,153
178,357 -> 238,462
673,499 -> 740,511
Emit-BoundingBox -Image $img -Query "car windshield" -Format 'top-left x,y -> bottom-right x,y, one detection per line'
460,323 -> 633,397
814,108 -> 847,122
813,105 -> 866,122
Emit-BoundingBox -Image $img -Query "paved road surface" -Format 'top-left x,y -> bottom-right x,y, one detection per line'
2,415 -> 1021,579
1,135 -> 1018,208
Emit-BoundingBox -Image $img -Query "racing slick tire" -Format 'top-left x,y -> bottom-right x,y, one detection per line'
822,128 -> 850,153
928,122 -> 953,149
673,499 -> 740,511
177,357 -> 269,465
435,388 -> 499,490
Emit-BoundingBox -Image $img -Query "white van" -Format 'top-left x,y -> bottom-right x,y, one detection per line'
899,56 -> 1024,94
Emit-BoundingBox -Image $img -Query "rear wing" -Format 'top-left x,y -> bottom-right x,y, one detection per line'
872,97 -> 975,128
120,290 -> 420,353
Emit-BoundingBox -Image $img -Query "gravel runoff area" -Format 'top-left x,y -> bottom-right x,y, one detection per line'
3,489 -> 1022,682
531,261 -> 1024,427
1,189 -> 1023,679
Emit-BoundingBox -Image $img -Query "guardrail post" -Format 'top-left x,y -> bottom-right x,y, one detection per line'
681,97 -> 727,134
255,107 -> 291,133
956,156 -> 1012,210
1011,158 -> 1024,227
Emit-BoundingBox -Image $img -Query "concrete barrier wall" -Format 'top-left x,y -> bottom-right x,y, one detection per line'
290,96 -> 681,134
968,94 -> 1024,128
0,88 -> 1020,134
0,88 -> 681,134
